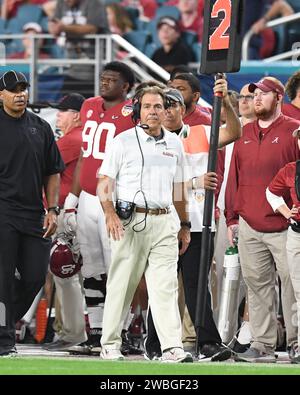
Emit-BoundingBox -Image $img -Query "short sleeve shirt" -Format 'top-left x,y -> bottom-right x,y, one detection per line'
99,126 -> 189,208
0,109 -> 65,219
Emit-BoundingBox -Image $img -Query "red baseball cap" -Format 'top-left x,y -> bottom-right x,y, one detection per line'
248,78 -> 284,96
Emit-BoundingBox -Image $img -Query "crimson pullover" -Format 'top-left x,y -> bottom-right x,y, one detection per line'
269,162 -> 300,222
225,114 -> 300,232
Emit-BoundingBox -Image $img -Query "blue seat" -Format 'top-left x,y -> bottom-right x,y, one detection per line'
181,31 -> 198,46
135,18 -> 149,32
272,24 -> 287,55
145,42 -> 158,59
105,0 -> 121,4
40,16 -> 49,33
286,0 -> 300,12
16,4 -> 43,24
192,42 -> 202,63
155,6 -> 181,21
123,31 -> 150,52
0,17 -> 6,34
125,6 -> 140,29
146,19 -> 161,46
6,17 -> 23,33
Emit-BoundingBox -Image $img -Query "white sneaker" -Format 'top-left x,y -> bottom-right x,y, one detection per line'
100,348 -> 124,361
161,347 -> 193,363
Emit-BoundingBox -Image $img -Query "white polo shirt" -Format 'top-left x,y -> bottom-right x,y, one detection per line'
99,125 -> 189,208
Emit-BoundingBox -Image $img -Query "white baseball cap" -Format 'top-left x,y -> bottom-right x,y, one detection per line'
23,22 -> 42,33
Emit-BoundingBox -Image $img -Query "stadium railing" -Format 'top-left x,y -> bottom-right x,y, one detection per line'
0,32 -> 210,108
242,12 -> 300,61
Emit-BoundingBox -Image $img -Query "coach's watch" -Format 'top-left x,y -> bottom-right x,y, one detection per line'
180,221 -> 191,229
48,206 -> 61,216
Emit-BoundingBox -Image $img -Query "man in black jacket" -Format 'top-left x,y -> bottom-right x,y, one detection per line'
0,70 -> 65,356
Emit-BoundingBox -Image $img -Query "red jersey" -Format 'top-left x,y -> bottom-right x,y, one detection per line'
269,161 -> 300,222
282,103 -> 300,120
225,115 -> 300,232
56,126 -> 82,207
79,96 -> 135,195
183,105 -> 211,127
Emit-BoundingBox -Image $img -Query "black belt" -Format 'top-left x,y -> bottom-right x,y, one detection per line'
136,207 -> 171,215
290,222 -> 300,233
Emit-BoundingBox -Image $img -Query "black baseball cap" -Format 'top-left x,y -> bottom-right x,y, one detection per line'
165,88 -> 184,106
0,70 -> 30,91
157,16 -> 180,31
49,93 -> 85,111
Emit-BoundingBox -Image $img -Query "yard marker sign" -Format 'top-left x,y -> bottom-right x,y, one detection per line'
195,0 -> 244,357
200,0 -> 244,74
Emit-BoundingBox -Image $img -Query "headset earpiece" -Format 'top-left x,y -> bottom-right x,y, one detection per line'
131,92 -> 141,123
131,89 -> 170,123
164,96 -> 171,109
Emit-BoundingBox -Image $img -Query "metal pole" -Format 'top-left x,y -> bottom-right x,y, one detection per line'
94,36 -> 100,97
29,36 -> 38,103
42,282 -> 56,343
195,73 -> 224,355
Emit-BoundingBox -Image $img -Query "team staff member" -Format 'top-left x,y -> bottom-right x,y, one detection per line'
98,86 -> 192,362
44,93 -> 87,351
168,73 -> 211,126
0,70 -> 64,357
283,71 -> 300,120
63,62 -> 136,353
144,82 -> 241,362
266,127 -> 300,364
225,77 -> 299,362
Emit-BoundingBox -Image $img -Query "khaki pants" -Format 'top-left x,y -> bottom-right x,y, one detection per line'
178,272 -> 196,346
239,217 -> 297,352
286,227 -> 300,346
101,212 -> 183,352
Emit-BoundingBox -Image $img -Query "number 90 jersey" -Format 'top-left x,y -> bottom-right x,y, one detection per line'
79,96 -> 135,196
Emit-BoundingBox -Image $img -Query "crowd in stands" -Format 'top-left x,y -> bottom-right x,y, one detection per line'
1,0 -> 299,68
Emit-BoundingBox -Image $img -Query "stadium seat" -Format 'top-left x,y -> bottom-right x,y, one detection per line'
40,16 -> 49,33
125,7 -> 140,29
144,42 -> 158,58
146,19 -> 161,46
272,24 -> 287,55
192,42 -> 202,63
135,18 -> 149,32
105,0 -> 121,4
286,0 -> 300,12
16,4 -> 43,24
123,31 -> 151,52
6,17 -> 23,33
155,6 -> 181,20
0,17 -> 6,34
181,31 -> 198,46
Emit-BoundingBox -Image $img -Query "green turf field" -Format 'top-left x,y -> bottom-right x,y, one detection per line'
0,357 -> 299,375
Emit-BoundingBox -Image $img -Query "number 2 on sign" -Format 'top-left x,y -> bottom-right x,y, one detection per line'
209,0 -> 232,50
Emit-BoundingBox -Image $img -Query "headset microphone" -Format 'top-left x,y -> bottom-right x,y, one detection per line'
140,124 -> 150,130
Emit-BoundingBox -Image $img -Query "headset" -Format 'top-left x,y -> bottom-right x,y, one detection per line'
124,87 -> 171,231
131,89 -> 172,124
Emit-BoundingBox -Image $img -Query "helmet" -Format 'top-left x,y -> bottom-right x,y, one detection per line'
50,233 -> 82,278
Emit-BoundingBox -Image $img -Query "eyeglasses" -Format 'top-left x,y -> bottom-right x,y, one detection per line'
238,95 -> 254,101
